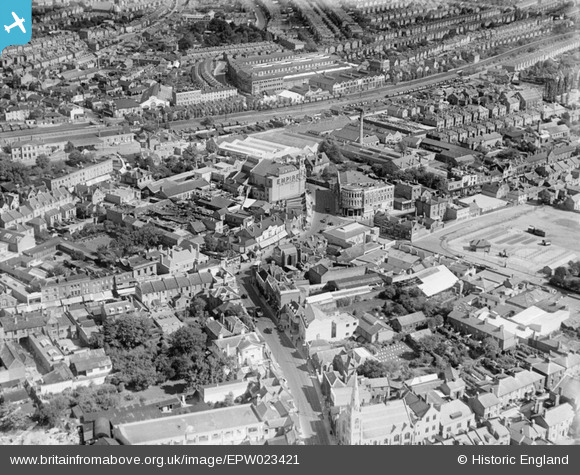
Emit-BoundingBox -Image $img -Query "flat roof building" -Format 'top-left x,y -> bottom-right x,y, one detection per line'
114,404 -> 270,445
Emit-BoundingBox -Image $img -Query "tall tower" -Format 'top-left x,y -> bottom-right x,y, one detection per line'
359,108 -> 364,145
346,375 -> 362,445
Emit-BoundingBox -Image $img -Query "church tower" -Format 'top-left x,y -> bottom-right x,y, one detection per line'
344,375 -> 362,445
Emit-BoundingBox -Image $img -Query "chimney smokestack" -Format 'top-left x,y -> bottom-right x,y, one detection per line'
359,109 -> 364,146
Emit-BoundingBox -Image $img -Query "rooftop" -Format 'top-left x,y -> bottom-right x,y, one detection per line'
116,404 -> 261,444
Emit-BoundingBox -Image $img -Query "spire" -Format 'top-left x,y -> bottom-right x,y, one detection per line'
351,374 -> 361,412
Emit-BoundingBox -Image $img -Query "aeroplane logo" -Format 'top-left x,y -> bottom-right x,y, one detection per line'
5,12 -> 26,34
1,2 -> 32,56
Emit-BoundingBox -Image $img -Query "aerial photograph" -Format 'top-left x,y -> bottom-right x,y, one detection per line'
0,0 -> 580,448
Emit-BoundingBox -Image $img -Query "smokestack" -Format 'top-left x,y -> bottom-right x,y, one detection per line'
359,109 -> 364,146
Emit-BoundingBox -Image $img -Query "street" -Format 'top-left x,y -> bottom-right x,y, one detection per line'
235,271 -> 333,445
302,184 -> 339,239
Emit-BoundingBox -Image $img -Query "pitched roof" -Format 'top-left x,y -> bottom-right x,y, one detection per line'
393,311 -> 427,327
538,403 -> 575,427
493,370 -> 544,397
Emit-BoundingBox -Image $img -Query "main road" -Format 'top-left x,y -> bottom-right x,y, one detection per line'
236,271 -> 333,445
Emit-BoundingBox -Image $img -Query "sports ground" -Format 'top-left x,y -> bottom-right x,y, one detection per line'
419,205 -> 580,276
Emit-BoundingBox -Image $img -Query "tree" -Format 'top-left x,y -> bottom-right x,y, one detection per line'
96,244 -> 118,266
391,303 -> 407,316
188,297 -> 208,320
319,138 -> 346,165
551,266 -> 570,287
0,160 -> 31,185
179,353 -> 231,389
482,337 -> 500,359
568,260 -> 580,277
104,314 -> 153,350
224,391 -> 235,407
66,149 -> 87,167
554,266 -> 569,280
155,352 -> 175,381
36,154 -> 50,169
47,264 -> 67,278
379,285 -> 397,300
0,406 -> 31,431
108,347 -> 158,391
70,384 -> 120,413
357,359 -> 389,378
70,250 -> 85,261
201,117 -> 214,128
34,394 -> 71,427
169,325 -> 207,357
417,334 -> 441,353
336,297 -> 353,308
427,315 -> 444,330
396,141 -> 408,154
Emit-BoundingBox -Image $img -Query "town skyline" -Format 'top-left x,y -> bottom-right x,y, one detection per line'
0,0 -> 579,447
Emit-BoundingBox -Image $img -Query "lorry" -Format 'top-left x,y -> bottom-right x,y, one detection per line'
541,239 -> 551,246
528,226 -> 546,237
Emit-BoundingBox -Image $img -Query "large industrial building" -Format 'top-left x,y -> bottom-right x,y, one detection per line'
227,52 -> 352,95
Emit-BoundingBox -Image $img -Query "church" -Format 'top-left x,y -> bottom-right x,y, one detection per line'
336,376 -> 415,445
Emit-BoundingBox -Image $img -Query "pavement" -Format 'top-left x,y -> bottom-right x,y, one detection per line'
236,271 -> 333,445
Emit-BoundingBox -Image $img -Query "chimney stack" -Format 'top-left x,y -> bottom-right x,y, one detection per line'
554,387 -> 562,406
359,109 -> 364,146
